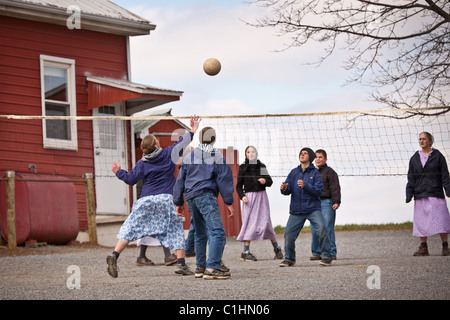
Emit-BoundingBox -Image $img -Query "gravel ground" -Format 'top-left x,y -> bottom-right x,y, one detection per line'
0,229 -> 449,306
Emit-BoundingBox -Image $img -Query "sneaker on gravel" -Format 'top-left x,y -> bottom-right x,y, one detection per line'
413,245 -> 429,256
279,259 -> 294,267
175,264 -> 194,275
319,258 -> 332,266
106,255 -> 118,278
240,251 -> 257,261
195,267 -> 205,278
203,268 -> 231,280
274,246 -> 283,259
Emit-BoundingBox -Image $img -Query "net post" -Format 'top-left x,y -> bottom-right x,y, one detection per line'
83,173 -> 98,245
5,171 -> 16,251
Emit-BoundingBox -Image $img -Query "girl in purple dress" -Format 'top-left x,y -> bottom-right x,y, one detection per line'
406,132 -> 450,256
236,146 -> 283,261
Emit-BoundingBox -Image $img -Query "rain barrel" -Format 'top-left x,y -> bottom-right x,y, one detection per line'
0,173 -> 79,245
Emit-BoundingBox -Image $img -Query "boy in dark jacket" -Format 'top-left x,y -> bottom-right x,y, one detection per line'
311,149 -> 341,260
280,147 -> 332,266
173,127 -> 235,279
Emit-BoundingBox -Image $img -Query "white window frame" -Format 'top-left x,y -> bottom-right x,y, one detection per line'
40,55 -> 78,151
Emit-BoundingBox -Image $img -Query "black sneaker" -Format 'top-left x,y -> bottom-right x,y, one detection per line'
279,259 -> 294,267
195,267 -> 205,278
175,264 -> 194,275
274,246 -> 283,259
106,254 -> 119,278
203,268 -> 231,280
240,251 -> 257,261
319,258 -> 332,266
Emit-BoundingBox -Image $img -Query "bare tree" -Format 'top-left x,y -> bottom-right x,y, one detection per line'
247,0 -> 450,116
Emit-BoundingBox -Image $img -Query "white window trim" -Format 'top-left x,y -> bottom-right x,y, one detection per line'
40,55 -> 78,151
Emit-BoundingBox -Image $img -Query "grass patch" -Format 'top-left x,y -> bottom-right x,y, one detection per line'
273,222 -> 413,234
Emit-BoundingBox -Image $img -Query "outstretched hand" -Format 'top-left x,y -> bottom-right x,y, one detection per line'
190,115 -> 201,134
112,160 -> 121,174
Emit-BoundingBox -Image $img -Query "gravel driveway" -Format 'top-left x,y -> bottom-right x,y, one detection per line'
1,229 -> 449,312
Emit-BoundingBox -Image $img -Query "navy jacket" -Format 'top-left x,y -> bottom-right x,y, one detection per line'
281,163 -> 323,214
116,132 -> 193,197
406,149 -> 450,203
173,147 -> 234,206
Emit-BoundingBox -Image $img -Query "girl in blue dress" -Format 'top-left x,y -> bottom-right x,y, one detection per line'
106,115 -> 200,277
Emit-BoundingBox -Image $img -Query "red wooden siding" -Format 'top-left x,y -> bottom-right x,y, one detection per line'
0,16 -> 130,231
173,148 -> 242,237
150,120 -> 190,151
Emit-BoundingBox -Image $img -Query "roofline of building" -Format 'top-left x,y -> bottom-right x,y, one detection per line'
0,0 -> 156,36
86,76 -> 183,97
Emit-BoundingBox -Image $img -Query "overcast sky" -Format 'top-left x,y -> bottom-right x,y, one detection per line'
112,0 -> 449,227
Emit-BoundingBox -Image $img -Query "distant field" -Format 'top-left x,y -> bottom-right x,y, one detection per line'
273,221 -> 413,234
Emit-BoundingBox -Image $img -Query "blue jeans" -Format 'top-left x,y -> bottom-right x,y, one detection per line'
284,210 -> 332,262
184,217 -> 195,255
311,199 -> 336,257
186,193 -> 226,270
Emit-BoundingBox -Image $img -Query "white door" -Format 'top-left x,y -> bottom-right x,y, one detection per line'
92,104 -> 129,215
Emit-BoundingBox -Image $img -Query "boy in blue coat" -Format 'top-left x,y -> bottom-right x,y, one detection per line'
173,126 -> 235,279
280,147 -> 332,266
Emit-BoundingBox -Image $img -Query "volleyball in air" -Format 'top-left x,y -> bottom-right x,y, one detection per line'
203,58 -> 221,76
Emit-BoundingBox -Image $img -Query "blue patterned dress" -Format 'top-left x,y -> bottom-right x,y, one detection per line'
117,194 -> 184,250
115,132 -> 193,250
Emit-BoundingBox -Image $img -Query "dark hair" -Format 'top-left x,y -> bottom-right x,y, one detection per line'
245,145 -> 258,158
199,127 -> 216,145
315,149 -> 327,159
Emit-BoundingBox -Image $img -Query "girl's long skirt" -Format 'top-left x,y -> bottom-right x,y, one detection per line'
413,197 -> 450,237
117,194 -> 184,250
236,191 -> 277,241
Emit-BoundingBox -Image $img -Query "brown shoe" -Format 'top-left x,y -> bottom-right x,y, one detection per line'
136,257 -> 155,266
442,246 -> 450,256
220,260 -> 230,272
413,245 -> 429,256
165,253 -> 177,266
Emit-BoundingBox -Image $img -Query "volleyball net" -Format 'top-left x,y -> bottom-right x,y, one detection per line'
193,108 -> 450,177
1,107 -> 449,179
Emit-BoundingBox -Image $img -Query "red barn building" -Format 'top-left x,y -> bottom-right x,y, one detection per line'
0,0 -> 185,245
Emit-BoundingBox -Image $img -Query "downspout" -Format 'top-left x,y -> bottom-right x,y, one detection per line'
126,36 -> 137,203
